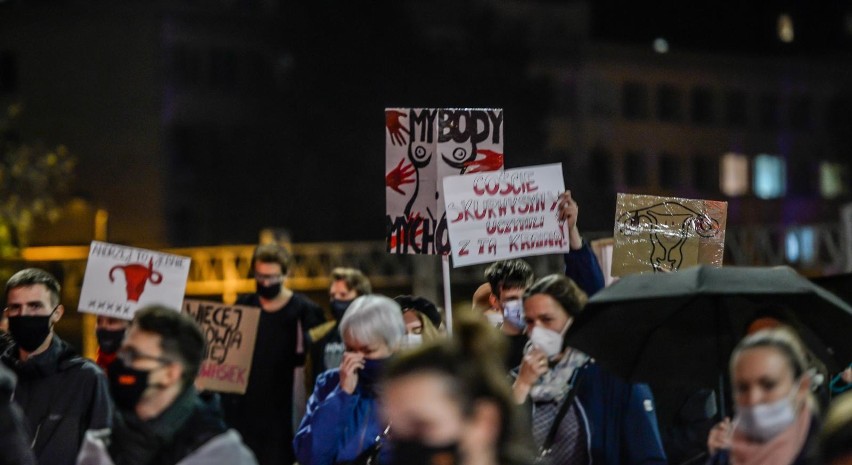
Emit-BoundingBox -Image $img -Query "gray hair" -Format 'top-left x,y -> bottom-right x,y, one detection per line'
339,295 -> 405,350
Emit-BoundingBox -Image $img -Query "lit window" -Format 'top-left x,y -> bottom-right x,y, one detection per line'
785,227 -> 815,264
753,154 -> 786,199
820,162 -> 847,199
721,153 -> 749,196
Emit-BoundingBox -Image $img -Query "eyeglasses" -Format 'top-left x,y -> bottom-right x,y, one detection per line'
116,347 -> 172,366
255,273 -> 284,284
4,302 -> 57,317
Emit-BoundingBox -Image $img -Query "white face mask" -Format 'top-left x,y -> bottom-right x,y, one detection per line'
528,326 -> 564,358
400,333 -> 423,349
502,299 -> 525,329
734,380 -> 801,442
484,312 -> 504,328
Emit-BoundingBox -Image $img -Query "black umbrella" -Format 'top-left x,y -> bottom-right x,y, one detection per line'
565,265 -> 852,393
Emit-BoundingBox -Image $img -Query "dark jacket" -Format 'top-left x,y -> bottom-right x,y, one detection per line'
0,363 -> 36,465
1,335 -> 112,465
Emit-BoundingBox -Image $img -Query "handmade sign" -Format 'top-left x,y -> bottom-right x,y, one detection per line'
79,241 -> 191,319
385,108 -> 504,255
183,300 -> 260,394
443,163 -> 568,267
612,193 -> 727,276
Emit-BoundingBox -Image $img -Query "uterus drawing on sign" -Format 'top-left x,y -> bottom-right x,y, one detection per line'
109,258 -> 163,302
617,202 -> 721,273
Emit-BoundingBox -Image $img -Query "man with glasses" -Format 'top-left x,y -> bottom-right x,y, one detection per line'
77,305 -> 257,464
0,268 -> 111,465
220,243 -> 325,465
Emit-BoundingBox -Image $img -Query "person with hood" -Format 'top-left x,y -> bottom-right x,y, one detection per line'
1,268 -> 112,465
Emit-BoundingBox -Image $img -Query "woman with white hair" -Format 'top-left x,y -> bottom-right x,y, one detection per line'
293,295 -> 405,465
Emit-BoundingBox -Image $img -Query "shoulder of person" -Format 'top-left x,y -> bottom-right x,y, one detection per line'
178,429 -> 258,465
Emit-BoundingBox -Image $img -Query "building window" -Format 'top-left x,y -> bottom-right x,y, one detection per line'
656,84 -> 682,122
693,156 -> 720,194
785,227 -> 816,264
753,154 -> 786,199
758,92 -> 780,129
0,50 -> 17,92
724,90 -> 748,127
624,150 -> 647,186
588,78 -> 617,118
721,152 -> 749,196
789,93 -> 812,130
658,153 -> 681,189
690,87 -> 715,124
788,159 -> 816,196
622,82 -> 649,120
590,147 -> 612,187
820,161 -> 847,199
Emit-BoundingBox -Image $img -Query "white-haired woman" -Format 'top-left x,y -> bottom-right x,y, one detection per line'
293,295 -> 405,465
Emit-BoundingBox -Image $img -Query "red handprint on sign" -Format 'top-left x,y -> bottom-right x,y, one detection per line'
386,110 -> 409,146
463,149 -> 504,173
386,158 -> 415,195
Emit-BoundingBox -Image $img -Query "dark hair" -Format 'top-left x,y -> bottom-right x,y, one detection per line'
484,260 -> 534,298
330,267 -> 372,296
133,305 -> 205,388
523,274 -> 587,318
393,295 -> 441,327
5,268 -> 61,306
384,313 -> 534,465
250,243 -> 292,276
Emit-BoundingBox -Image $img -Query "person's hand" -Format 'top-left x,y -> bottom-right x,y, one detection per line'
557,191 -> 582,250
386,158 -> 416,195
842,367 -> 852,384
463,149 -> 503,173
339,351 -> 365,394
707,418 -> 732,455
512,347 -> 549,404
386,110 -> 409,146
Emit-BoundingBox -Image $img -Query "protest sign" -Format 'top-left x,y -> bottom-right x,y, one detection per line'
385,108 -> 504,255
443,163 -> 568,267
183,300 -> 260,394
611,193 -> 727,276
79,241 -> 191,319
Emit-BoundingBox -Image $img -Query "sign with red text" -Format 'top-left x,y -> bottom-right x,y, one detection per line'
183,300 -> 260,394
385,108 -> 504,255
79,241 -> 191,319
443,163 -> 568,267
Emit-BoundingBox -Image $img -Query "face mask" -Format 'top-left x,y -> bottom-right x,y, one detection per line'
734,380 -> 801,442
8,306 -> 58,352
401,333 -> 423,349
256,281 -> 282,299
107,357 -> 166,411
484,312 -> 503,328
96,328 -> 126,355
502,299 -> 525,329
389,439 -> 459,465
359,357 -> 388,392
529,325 -> 564,358
330,299 -> 353,321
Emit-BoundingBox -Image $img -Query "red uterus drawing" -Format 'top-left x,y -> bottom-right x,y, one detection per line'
109,258 -> 163,302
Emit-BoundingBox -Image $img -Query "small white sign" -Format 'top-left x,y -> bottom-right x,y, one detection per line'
78,241 -> 191,319
443,163 -> 569,267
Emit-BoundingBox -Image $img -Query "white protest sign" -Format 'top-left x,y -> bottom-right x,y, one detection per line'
443,163 -> 568,267
183,300 -> 260,394
78,241 -> 191,319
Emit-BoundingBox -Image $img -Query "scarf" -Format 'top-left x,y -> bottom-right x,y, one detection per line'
529,348 -> 589,403
730,404 -> 812,465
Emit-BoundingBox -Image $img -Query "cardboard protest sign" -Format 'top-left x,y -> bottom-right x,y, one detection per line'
79,241 -> 191,319
443,163 -> 568,267
385,108 -> 504,255
183,300 -> 260,394
612,193 -> 727,276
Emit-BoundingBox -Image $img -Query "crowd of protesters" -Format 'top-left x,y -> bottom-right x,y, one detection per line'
1,192 -> 852,465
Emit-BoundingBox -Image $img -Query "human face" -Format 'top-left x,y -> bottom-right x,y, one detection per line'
97,315 -> 130,331
254,262 -> 285,285
119,326 -> 178,398
403,310 -> 423,335
732,346 -> 806,408
383,372 -> 466,446
343,332 -> 393,359
523,293 -> 570,334
329,280 -> 358,301
495,285 -> 524,310
5,284 -> 61,318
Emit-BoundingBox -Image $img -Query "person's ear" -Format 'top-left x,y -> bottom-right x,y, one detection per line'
488,293 -> 498,308
162,362 -> 184,388
52,305 -> 64,323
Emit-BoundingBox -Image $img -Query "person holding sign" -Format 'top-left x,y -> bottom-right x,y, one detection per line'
77,305 -> 257,465
1,268 -> 112,465
220,244 -> 326,465
293,295 -> 405,465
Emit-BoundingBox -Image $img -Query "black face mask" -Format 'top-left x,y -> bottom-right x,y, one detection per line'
330,299 -> 353,321
8,306 -> 58,352
389,439 -> 459,465
256,281 -> 282,299
96,328 -> 126,355
107,357 -> 163,412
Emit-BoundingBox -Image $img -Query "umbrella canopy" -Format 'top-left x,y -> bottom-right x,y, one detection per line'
565,265 -> 852,390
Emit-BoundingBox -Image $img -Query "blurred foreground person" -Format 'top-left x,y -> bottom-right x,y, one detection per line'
294,295 -> 405,465
95,315 -> 130,372
0,362 -> 36,465
394,295 -> 443,348
2,268 -> 112,465
706,327 -> 818,465
818,391 -> 852,465
382,313 -> 535,465
513,274 -> 667,465
77,305 -> 257,465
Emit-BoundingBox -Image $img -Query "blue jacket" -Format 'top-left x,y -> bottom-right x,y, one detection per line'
564,241 -> 605,297
293,369 -> 384,465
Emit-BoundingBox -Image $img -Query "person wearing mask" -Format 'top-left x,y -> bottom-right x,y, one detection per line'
382,313 -> 536,465
394,295 -> 443,348
0,268 -> 112,465
94,316 -> 130,372
293,295 -> 405,465
220,243 -> 326,465
513,274 -> 667,465
77,305 -> 257,465
706,327 -> 820,465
